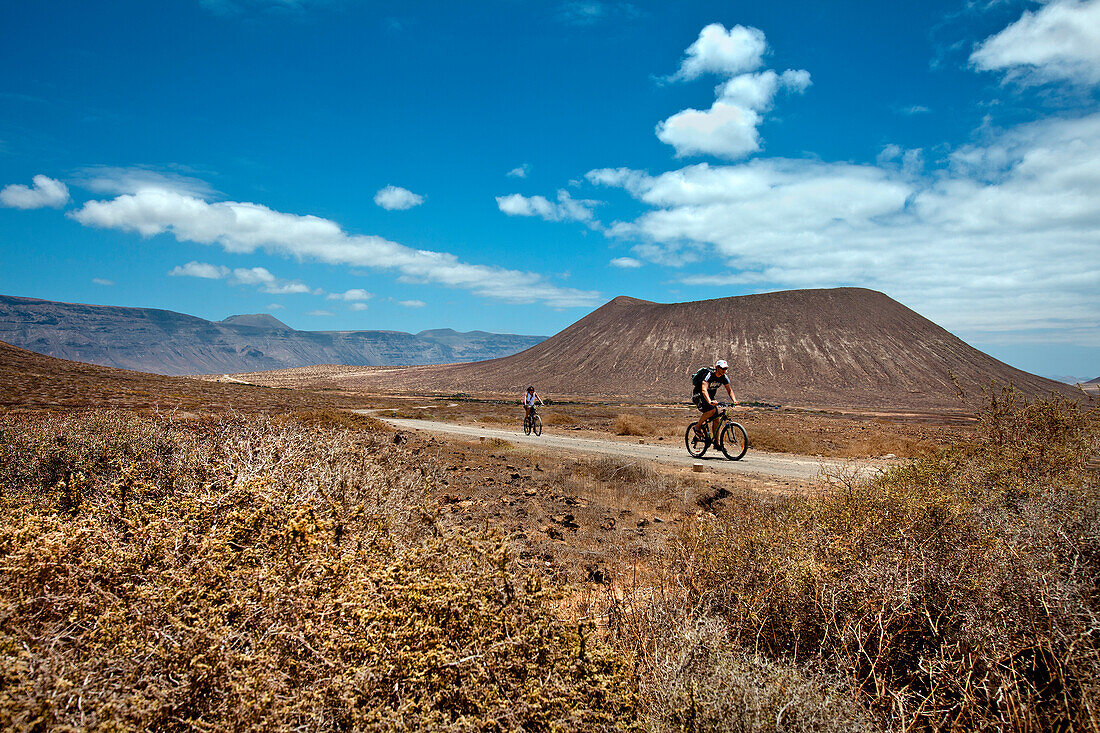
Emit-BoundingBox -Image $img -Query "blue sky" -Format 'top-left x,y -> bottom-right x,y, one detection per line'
1,0 -> 1098,380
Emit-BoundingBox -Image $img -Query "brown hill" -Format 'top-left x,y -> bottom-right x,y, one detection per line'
288,288 -> 1080,411
0,339 -> 358,412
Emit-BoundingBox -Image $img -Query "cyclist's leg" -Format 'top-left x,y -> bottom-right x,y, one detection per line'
693,395 -> 715,433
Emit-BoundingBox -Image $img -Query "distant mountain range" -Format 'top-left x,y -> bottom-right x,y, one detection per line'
0,295 -> 545,375
305,288 -> 1083,411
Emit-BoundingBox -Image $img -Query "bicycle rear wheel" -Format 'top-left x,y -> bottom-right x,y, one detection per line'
685,423 -> 709,458
719,422 -> 748,460
532,414 -> 542,436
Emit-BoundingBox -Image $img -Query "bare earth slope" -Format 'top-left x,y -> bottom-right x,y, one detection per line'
0,294 -> 544,375
260,288 -> 1079,411
0,340 -> 357,412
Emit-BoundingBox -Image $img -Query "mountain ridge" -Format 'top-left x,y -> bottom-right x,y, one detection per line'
0,294 -> 545,376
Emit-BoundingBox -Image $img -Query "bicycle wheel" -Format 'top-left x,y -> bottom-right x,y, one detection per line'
719,422 -> 748,460
532,414 -> 542,436
523,415 -> 532,435
685,423 -> 709,458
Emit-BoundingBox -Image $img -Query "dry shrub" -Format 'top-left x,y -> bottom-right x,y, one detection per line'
748,423 -> 935,458
614,414 -> 655,436
744,424 -> 822,456
645,617 -> 871,732
633,390 -> 1100,730
0,411 -> 639,731
542,411 -> 575,426
284,408 -> 386,432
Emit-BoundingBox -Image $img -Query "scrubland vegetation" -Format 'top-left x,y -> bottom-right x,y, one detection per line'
1,389 -> 1096,731
0,411 -> 637,731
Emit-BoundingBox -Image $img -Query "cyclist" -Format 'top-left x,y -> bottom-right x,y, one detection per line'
522,386 -> 542,420
692,359 -> 739,438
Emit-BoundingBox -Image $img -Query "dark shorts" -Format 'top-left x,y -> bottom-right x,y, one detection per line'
692,394 -> 716,413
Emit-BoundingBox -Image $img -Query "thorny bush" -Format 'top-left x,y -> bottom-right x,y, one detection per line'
628,390 -> 1099,731
0,410 -> 638,732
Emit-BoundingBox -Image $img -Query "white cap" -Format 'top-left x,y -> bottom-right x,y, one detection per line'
715,359 -> 728,369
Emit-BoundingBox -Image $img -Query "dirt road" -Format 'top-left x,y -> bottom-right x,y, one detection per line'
372,415 -> 886,481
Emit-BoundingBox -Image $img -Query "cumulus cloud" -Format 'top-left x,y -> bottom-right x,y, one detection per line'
971,0 -> 1100,85
169,260 -> 314,294
610,257 -> 642,268
350,303 -> 369,311
590,112 -> 1100,341
668,23 -> 767,81
507,164 -> 530,178
92,278 -> 115,286
374,185 -> 424,210
398,299 -> 426,308
307,310 -> 334,317
496,190 -> 598,222
327,288 -> 373,301
0,175 -> 70,209
657,25 -> 810,159
72,188 -> 599,308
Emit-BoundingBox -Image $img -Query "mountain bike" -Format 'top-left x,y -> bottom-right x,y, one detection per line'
523,407 -> 542,436
685,403 -> 747,460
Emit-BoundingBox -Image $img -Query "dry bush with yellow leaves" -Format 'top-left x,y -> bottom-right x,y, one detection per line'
0,411 -> 638,731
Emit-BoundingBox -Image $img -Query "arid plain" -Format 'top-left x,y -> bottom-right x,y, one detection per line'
2,288 -> 1097,731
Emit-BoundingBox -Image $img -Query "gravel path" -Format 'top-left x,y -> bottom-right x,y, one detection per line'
369,415 -> 885,481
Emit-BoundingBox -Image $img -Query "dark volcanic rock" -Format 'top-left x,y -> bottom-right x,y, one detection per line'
0,295 -> 544,375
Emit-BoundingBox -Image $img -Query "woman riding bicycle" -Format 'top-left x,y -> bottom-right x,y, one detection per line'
523,386 -> 543,419
692,359 -> 739,438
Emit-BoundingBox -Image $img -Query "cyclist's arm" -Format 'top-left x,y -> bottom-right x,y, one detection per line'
535,393 -> 543,405
725,383 -> 739,405
702,381 -> 717,406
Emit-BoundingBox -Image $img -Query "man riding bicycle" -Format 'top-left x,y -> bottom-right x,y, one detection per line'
692,359 -> 739,438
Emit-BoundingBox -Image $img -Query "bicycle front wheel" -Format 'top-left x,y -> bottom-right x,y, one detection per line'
532,415 -> 542,436
719,422 -> 748,460
523,416 -> 532,435
685,424 -> 709,458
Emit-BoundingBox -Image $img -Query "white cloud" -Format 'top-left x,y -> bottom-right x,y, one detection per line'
971,0 -> 1100,85
374,185 -> 425,210
71,188 -> 599,308
0,175 -> 70,209
610,257 -> 642,268
507,164 -> 530,178
92,278 -> 115,286
668,23 -> 767,81
350,302 -> 369,311
327,288 -> 373,301
307,310 -> 334,317
658,26 -> 810,159
232,266 -> 314,294
74,166 -> 218,198
169,261 -> 230,279
590,112 -> 1100,343
267,303 -> 285,310
398,299 -> 426,308
495,190 -> 597,222
169,260 -> 314,294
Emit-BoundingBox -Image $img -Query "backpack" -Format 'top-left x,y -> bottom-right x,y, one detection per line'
691,367 -> 710,391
